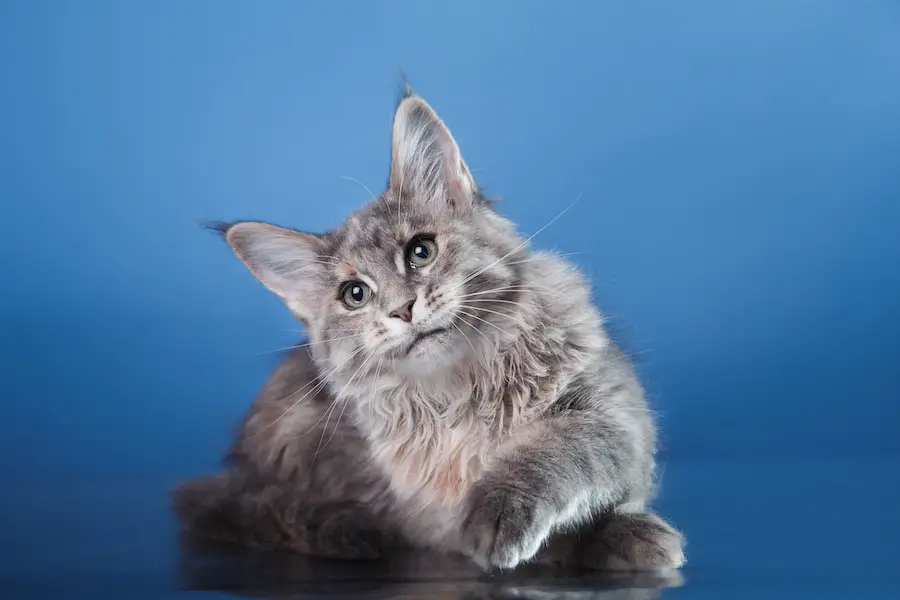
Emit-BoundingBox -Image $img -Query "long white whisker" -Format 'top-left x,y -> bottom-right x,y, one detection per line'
458,303 -> 526,324
297,382 -> 345,436
292,342 -> 382,440
244,344 -> 367,440
455,281 -> 568,296
256,333 -> 364,356
455,285 -> 566,301
455,280 -> 567,294
451,318 -> 491,372
324,395 -> 352,448
307,393 -> 342,448
340,175 -> 377,199
455,312 -> 495,346
396,165 -> 405,226
450,319 -> 478,357
451,196 -> 580,292
368,356 -> 385,424
457,297 -> 526,308
314,345 -> 381,462
328,350 -> 377,446
499,252 -> 582,268
341,175 -> 396,238
457,308 -> 514,338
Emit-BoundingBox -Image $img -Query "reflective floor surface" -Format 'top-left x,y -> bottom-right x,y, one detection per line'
2,458 -> 898,599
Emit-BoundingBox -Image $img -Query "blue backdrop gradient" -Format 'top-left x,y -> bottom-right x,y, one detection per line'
1,1 -> 899,597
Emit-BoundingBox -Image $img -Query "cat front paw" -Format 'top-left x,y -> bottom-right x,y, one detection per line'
460,484 -> 551,570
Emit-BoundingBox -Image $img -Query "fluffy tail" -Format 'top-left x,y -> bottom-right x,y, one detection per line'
170,471 -> 398,559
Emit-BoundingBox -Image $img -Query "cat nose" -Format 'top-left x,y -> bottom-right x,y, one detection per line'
389,298 -> 416,323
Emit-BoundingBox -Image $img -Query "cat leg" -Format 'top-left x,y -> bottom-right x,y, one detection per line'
457,410 -> 658,570
537,511 -> 685,571
171,471 -> 403,559
585,512 -> 685,571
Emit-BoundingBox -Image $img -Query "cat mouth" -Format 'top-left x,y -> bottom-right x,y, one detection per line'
405,327 -> 451,354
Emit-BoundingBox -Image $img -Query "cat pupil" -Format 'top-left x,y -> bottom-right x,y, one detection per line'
351,286 -> 364,301
414,245 -> 428,259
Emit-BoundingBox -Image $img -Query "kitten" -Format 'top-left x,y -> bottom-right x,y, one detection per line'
172,89 -> 685,572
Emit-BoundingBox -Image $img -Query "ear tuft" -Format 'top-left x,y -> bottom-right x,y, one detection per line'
200,220 -> 232,239
396,71 -> 415,102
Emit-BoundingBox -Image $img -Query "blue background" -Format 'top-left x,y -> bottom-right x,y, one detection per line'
1,1 -> 898,598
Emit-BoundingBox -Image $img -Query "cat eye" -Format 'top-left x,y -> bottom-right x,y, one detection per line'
406,235 -> 438,268
339,280 -> 372,309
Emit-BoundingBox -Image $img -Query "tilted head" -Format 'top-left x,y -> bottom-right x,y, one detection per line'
218,92 -> 533,385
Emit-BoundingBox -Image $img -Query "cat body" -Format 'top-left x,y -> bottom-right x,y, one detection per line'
173,90 -> 684,571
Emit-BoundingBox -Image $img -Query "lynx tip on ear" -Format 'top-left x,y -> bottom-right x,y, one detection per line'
200,220 -> 232,239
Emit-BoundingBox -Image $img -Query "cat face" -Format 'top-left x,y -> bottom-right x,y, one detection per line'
219,92 -> 527,380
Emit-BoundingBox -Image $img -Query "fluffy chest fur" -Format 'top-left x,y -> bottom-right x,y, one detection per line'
358,381 -> 498,507
385,419 -> 491,506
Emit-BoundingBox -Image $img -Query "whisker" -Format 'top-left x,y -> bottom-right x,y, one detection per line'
457,308 -> 514,338
454,312 -> 495,346
256,333 -> 364,356
456,297 -> 526,308
286,259 -> 340,266
371,355 -> 385,382
319,397 -> 348,455
455,284 -> 566,301
340,175 -> 377,199
450,196 -> 580,292
456,281 -> 567,294
297,345 -> 380,442
243,343 -> 367,440
324,394 -> 352,449
455,281 -> 567,295
306,392 -> 343,447
314,345 -> 381,462
458,303 -> 526,324
499,252 -> 582,268
296,382 -> 345,436
368,356 -> 385,423
450,319 -> 478,357
396,167 -> 405,226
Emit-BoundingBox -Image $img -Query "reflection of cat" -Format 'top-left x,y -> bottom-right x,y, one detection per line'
172,88 -> 684,572
178,538 -> 682,600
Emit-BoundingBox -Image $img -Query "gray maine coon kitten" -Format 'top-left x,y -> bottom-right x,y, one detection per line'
172,89 -> 685,572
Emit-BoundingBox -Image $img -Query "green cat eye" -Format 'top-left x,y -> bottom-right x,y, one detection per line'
340,280 -> 371,309
406,235 -> 438,268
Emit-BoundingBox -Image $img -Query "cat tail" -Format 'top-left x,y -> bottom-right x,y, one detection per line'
170,471 -> 399,559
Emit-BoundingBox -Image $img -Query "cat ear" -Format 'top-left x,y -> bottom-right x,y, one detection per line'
216,221 -> 328,320
388,93 -> 477,212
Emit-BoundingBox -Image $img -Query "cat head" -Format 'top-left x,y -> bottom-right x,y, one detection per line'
217,91 -> 529,382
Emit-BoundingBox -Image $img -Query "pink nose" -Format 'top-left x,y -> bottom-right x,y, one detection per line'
389,299 -> 416,323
